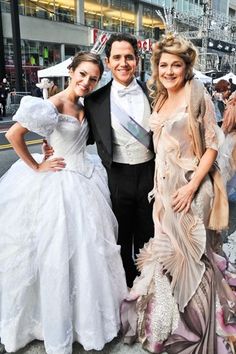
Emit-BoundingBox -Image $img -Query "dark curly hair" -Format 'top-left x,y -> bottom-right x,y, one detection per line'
105,33 -> 138,59
67,51 -> 104,79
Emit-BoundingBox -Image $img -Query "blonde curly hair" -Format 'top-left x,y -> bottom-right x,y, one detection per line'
148,34 -> 198,107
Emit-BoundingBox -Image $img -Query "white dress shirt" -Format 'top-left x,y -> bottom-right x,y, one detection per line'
111,78 -> 154,164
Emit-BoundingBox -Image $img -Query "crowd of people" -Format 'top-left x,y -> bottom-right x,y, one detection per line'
0,31 -> 235,354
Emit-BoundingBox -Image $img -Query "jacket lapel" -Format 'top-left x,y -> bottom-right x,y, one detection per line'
90,79 -> 151,156
137,79 -> 149,98
92,81 -> 113,157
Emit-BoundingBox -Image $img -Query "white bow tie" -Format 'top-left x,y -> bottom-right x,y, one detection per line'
117,87 -> 139,97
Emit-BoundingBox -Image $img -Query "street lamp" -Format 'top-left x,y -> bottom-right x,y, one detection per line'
171,0 -> 178,32
10,0 -> 24,92
155,0 -> 178,37
200,0 -> 212,72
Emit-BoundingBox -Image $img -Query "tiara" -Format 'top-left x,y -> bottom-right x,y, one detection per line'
155,6 -> 177,40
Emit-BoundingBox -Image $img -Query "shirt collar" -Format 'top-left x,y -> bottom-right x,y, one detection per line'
112,78 -> 139,92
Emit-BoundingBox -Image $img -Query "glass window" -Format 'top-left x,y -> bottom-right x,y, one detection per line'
4,37 -> 79,90
84,0 -> 135,32
85,12 -> 102,28
16,1 -> 76,23
142,4 -> 164,39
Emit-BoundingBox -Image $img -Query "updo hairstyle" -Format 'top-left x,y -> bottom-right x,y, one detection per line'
148,34 -> 198,105
67,51 -> 104,80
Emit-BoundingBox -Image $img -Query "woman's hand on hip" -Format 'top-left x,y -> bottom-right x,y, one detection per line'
37,157 -> 66,172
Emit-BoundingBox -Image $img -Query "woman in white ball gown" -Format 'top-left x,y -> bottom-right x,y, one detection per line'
0,52 -> 127,354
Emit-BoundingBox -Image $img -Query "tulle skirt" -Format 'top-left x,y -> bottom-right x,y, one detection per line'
0,154 -> 127,354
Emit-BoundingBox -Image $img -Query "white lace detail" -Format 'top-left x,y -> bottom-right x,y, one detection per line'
58,114 -> 83,124
149,262 -> 179,342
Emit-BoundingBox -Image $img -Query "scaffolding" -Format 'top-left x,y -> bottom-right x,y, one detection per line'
170,0 -> 236,72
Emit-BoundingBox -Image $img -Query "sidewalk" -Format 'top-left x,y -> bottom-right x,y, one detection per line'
0,114 -> 13,122
10,337 -> 151,354
0,114 -> 14,130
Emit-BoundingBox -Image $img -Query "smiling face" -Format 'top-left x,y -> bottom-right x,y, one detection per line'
158,52 -> 186,93
69,61 -> 100,97
105,41 -> 138,87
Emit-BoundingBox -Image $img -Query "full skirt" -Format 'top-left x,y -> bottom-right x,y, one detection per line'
0,154 -> 127,354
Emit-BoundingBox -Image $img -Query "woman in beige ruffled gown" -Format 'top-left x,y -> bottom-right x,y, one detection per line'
122,34 -> 236,354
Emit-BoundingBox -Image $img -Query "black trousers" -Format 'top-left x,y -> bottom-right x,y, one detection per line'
106,159 -> 155,287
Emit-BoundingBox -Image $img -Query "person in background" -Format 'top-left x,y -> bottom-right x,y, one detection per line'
2,78 -> 10,94
48,79 -> 59,97
0,78 -> 10,118
218,91 -> 236,233
221,90 -> 236,182
30,82 -> 43,98
212,79 -> 231,126
121,33 -> 236,354
0,83 -> 4,119
64,77 -> 70,89
0,52 -> 127,354
204,81 -> 213,96
229,77 -> 236,94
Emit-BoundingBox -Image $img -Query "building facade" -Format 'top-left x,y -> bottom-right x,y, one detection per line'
0,0 -> 236,89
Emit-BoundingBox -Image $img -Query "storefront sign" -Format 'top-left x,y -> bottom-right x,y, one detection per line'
90,29 -> 152,53
137,39 -> 152,52
90,28 -> 107,46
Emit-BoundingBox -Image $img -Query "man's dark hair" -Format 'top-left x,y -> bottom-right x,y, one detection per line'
105,33 -> 139,59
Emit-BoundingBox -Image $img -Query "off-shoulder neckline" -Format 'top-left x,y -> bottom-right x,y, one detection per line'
47,99 -> 85,124
58,113 -> 85,125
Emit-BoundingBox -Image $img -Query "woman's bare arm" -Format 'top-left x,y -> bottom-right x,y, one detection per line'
6,123 -> 65,172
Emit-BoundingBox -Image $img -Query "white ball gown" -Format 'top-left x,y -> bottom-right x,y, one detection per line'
0,96 -> 127,354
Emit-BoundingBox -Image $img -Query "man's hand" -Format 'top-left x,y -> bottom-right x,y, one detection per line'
42,139 -> 54,160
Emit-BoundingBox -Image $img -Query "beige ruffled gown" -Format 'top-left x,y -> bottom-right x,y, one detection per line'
122,94 -> 236,354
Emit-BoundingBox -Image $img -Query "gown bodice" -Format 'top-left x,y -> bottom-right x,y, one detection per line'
47,115 -> 94,176
149,109 -> 199,197
49,114 -> 88,156
149,105 -> 220,195
13,96 -> 95,177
